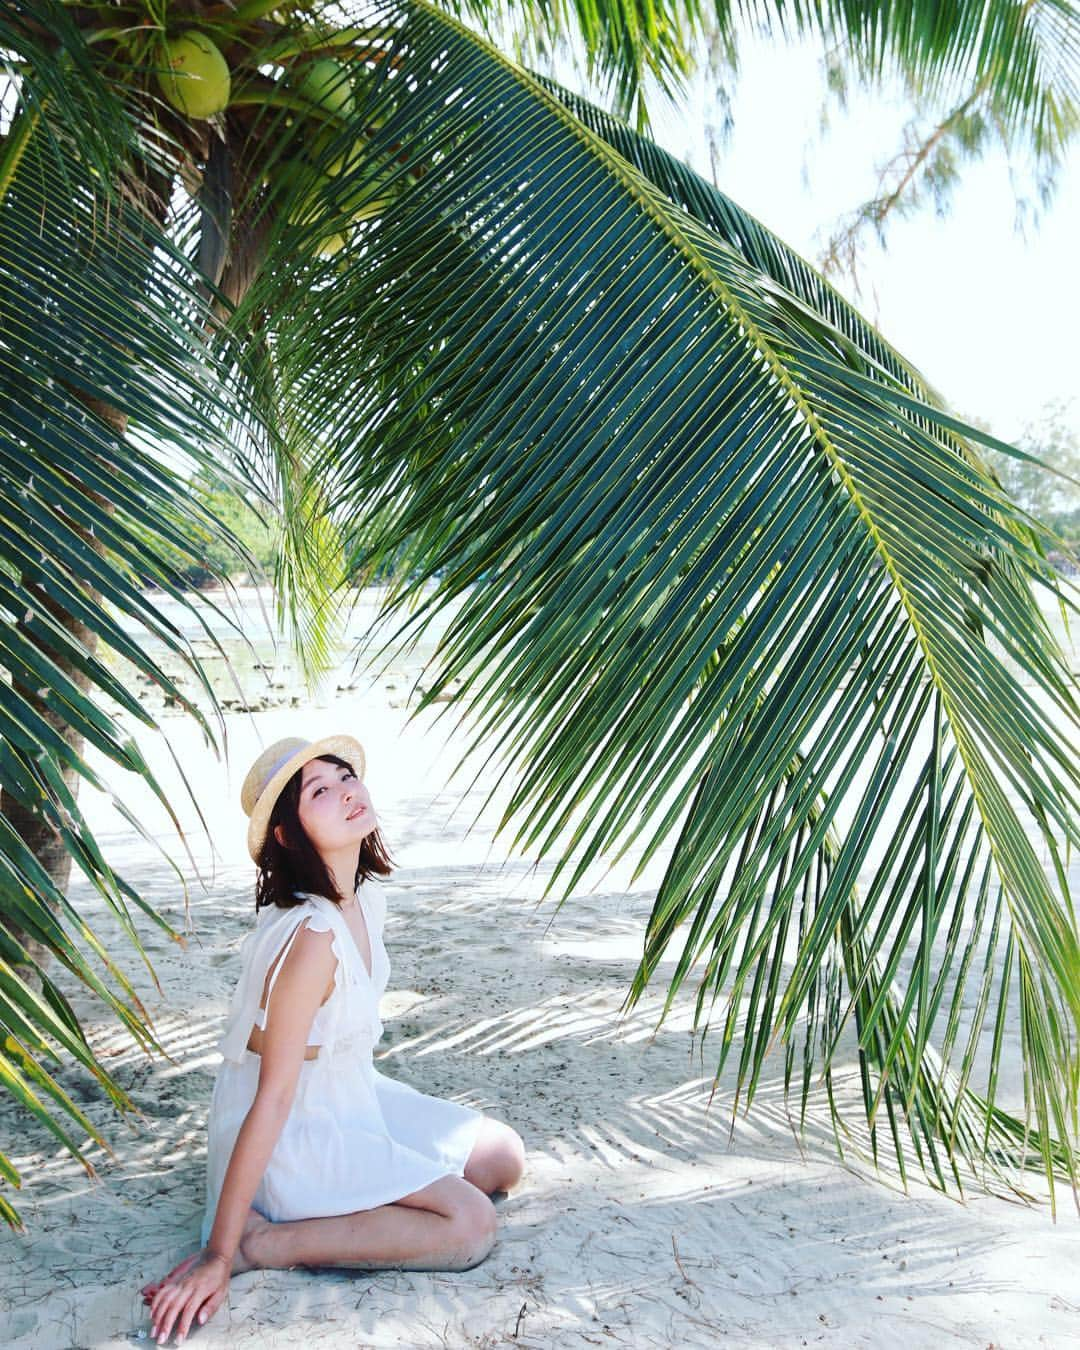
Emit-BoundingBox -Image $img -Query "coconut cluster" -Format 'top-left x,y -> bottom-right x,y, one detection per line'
156,34 -> 393,259
279,59 -> 395,256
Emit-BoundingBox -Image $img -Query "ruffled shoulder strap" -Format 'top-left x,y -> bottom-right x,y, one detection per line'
215,896 -> 344,1064
359,876 -> 387,934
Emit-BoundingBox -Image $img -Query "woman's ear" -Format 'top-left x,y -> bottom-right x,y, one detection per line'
273,823 -> 288,848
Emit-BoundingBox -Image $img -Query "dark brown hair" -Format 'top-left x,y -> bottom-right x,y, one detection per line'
254,754 -> 394,911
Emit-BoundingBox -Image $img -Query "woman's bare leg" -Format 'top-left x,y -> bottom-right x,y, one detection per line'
240,1174 -> 496,1272
463,1117 -> 526,1195
141,1119 -> 525,1297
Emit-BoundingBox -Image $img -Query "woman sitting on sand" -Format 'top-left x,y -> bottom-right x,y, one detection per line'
142,734 -> 525,1346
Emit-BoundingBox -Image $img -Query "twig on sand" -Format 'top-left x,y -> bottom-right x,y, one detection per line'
672,1234 -> 701,1291
512,1300 -> 528,1337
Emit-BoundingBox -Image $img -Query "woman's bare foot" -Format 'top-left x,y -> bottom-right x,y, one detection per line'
232,1208 -> 271,1274
140,1210 -> 270,1302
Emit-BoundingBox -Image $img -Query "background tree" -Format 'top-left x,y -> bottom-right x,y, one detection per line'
984,401 -> 1080,550
1,0 -> 1079,1230
123,471 -> 281,590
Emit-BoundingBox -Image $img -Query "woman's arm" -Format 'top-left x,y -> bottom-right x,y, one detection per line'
205,921 -> 337,1263
147,922 -> 337,1344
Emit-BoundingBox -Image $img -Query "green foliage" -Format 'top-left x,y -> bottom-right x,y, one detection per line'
250,2 -> 1080,1208
125,476 -> 280,589
815,0 -> 1080,280
0,7 -> 258,1231
1,0 -> 1079,1232
984,402 -> 1080,550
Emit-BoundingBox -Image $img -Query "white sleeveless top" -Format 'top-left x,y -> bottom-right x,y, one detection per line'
214,883 -> 384,1064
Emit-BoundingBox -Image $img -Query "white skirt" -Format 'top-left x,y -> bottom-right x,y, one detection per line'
200,1048 -> 484,1244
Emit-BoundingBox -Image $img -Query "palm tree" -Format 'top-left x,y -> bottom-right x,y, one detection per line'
1,0 -> 1078,1230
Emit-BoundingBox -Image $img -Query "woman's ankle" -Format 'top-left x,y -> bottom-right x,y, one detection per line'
234,1208 -> 272,1273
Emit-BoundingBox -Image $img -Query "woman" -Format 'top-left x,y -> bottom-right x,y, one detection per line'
142,734 -> 525,1346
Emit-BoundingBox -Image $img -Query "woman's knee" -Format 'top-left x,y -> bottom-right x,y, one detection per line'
466,1118 -> 526,1193
490,1121 -> 525,1191
448,1188 -> 497,1268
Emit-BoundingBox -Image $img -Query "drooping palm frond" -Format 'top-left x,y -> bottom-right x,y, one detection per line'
0,27 -> 262,1228
533,69 -> 1080,558
737,0 -> 1080,154
246,0 -> 1080,1206
444,0 -> 699,130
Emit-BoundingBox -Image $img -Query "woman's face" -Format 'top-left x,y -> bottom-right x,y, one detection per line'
293,757 -> 377,859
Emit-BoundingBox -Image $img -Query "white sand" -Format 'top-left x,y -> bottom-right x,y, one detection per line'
2,677 -> 1079,1349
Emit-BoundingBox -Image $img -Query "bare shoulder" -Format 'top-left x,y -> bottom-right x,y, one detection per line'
265,912 -> 337,1006
287,915 -> 337,966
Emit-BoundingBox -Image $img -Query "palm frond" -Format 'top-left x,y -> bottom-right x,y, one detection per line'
443,0 -> 699,130
0,35 -> 263,1225
246,0 -> 1080,1205
742,0 -> 1080,153
0,0 -> 136,186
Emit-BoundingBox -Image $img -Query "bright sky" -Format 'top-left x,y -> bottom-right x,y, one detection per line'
558,28 -> 1080,447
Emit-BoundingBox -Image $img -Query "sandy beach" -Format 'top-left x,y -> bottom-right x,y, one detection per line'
2,601 -> 1079,1350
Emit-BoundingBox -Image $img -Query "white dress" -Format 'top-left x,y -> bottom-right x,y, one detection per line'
200,880 -> 483,1246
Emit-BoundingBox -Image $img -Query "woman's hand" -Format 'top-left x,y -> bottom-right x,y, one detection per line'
142,1247 -> 231,1345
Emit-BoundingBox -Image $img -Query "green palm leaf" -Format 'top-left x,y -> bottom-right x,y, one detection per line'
247,0 -> 1080,1205
5,0 -> 1078,1233
0,23 -> 263,1228
727,1 -> 1079,156
451,0 -> 698,128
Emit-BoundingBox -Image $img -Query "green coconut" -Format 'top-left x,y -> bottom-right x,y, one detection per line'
291,181 -> 330,227
298,59 -> 354,119
306,125 -> 362,178
276,160 -> 349,255
341,182 -> 393,222
273,158 -> 319,219
315,231 -> 350,257
352,194 -> 393,222
157,31 -> 230,119
326,144 -> 368,178
338,163 -> 396,223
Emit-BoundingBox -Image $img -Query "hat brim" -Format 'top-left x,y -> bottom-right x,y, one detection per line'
246,733 -> 367,862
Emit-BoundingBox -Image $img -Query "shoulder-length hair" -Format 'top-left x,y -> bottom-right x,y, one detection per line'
254,753 -> 394,911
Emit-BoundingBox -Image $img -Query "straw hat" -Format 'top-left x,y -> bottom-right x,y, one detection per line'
241,734 -> 367,862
